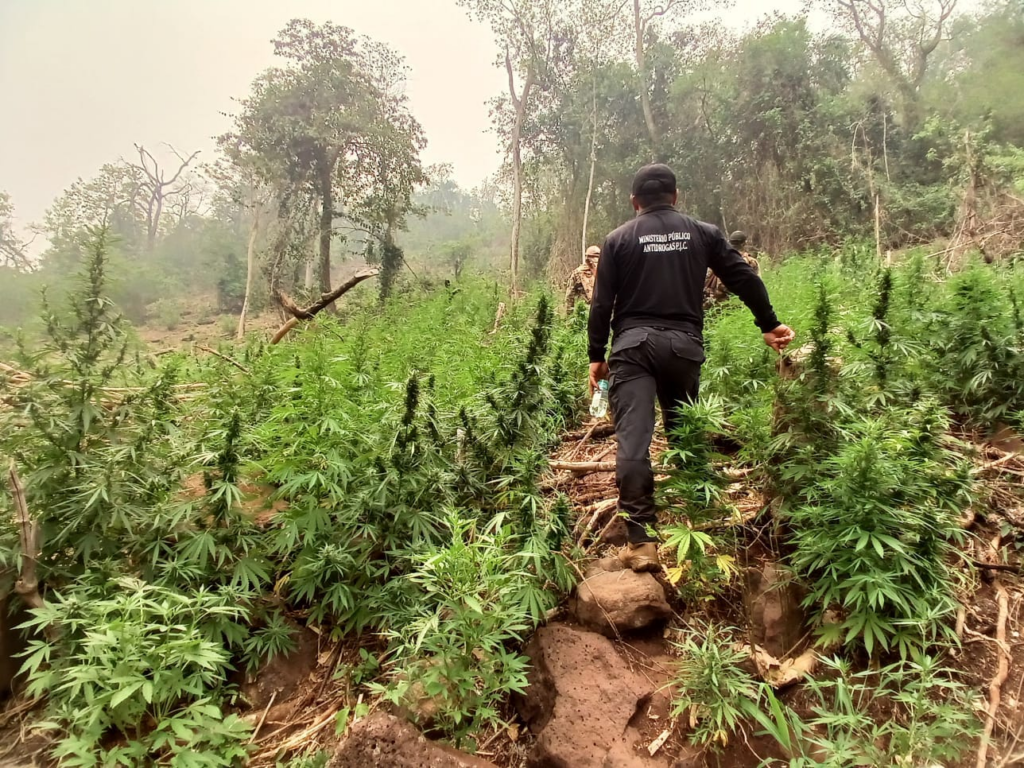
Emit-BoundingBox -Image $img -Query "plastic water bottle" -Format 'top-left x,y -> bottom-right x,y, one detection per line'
590,380 -> 610,418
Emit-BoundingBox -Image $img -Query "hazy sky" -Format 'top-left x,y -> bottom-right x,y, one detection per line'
0,0 -> 807,239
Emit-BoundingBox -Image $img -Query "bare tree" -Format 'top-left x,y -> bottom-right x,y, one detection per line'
0,191 -> 31,270
631,0 -> 701,155
130,144 -> 201,252
460,0 -> 565,296
237,183 -> 272,340
826,0 -> 958,124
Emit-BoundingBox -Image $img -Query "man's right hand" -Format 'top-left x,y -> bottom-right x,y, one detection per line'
763,324 -> 795,353
589,361 -> 609,395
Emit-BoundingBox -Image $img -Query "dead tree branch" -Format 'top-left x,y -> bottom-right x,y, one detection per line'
270,268 -> 379,345
195,345 -> 251,374
549,460 -> 616,474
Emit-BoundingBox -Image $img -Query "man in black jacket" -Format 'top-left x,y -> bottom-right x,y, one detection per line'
588,164 -> 794,572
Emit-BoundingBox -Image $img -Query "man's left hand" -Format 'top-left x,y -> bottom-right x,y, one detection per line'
589,361 -> 609,395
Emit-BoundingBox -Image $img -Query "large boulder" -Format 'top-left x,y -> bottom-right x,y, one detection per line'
331,712 -> 497,768
571,565 -> 672,637
516,623 -> 666,768
743,563 -> 807,660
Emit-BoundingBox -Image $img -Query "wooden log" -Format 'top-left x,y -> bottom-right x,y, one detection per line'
196,345 -> 250,374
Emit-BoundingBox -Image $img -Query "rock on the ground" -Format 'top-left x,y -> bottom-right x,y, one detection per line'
571,565 -> 672,637
331,712 -> 497,768
516,623 -> 666,768
669,746 -> 704,768
743,563 -> 807,660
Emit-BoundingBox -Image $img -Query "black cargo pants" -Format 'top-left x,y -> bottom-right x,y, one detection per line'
608,327 -> 704,544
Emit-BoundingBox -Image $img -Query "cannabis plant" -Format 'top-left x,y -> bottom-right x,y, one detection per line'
786,401 -> 972,657
668,623 -> 765,747
930,264 -> 1024,426
0,228 -> 186,582
751,655 -> 979,767
21,578 -> 252,766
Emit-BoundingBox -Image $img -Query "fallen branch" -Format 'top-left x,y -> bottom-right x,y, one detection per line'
572,487 -> 619,505
584,511 -> 626,555
977,533 -> 1010,768
262,701 -> 342,754
720,466 -> 755,480
489,301 -> 507,335
550,460 -> 616,474
575,498 -> 618,541
248,691 -> 277,744
270,318 -> 300,345
564,423 -> 616,441
565,423 -> 599,462
970,559 -> 1022,575
196,345 -> 251,374
956,606 -> 967,641
270,268 -> 379,345
982,453 -> 1022,472
7,462 -> 46,619
648,728 -> 672,757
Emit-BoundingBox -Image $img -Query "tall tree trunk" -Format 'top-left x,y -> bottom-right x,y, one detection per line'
318,160 -> 334,296
304,256 -> 315,290
147,194 -> 162,253
506,52 -> 536,297
634,0 -> 659,155
581,81 -> 598,261
236,204 -> 260,341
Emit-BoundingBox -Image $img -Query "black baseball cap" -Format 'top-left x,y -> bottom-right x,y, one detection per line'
631,163 -> 677,196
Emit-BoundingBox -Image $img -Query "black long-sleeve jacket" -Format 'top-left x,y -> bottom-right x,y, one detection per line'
587,204 -> 780,363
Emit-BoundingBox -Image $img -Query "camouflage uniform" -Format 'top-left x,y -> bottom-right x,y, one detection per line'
565,264 -> 598,313
703,231 -> 761,308
565,246 -> 601,313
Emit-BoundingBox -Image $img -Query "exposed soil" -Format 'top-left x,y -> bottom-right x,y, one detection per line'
134,295 -> 283,351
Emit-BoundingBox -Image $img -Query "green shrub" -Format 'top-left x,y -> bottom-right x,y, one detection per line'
668,623 -> 765,747
372,512 -> 538,742
21,578 -> 252,766
785,402 -> 972,657
929,263 -> 1024,427
752,655 -> 979,767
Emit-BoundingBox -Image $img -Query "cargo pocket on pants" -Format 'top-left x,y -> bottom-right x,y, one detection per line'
669,334 -> 705,364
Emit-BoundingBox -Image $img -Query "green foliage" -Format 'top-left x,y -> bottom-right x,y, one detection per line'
786,403 -> 972,657
372,512 -> 535,741
660,396 -> 731,515
668,624 -> 765,747
752,656 -> 979,767
702,254 -> 988,659
21,578 -> 252,766
929,263 -> 1024,426
1,230 -> 183,582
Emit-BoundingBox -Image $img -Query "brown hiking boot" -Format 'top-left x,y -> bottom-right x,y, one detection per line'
619,542 -> 660,573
